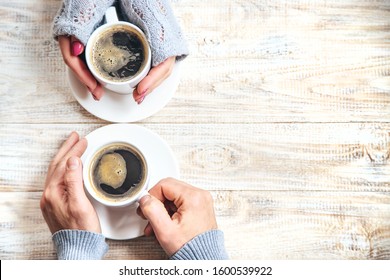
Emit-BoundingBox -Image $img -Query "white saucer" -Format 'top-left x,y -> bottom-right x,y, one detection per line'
81,124 -> 180,240
68,62 -> 181,123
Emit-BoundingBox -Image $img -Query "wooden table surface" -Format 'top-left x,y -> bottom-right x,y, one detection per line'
1,0 -> 390,260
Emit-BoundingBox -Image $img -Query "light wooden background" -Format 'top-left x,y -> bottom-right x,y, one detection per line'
0,0 -> 389,260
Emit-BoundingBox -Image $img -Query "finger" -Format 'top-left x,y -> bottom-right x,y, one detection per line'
70,58 -> 102,100
70,36 -> 84,56
51,138 -> 88,180
58,36 -> 103,100
148,177 -> 194,205
144,223 -> 155,237
137,198 -> 177,219
164,200 -> 178,217
136,206 -> 146,219
138,57 -> 175,94
133,57 -> 175,103
90,83 -> 105,101
63,137 -> 88,163
132,72 -> 167,104
64,156 -> 83,191
138,195 -> 173,237
63,156 -> 85,201
48,132 -> 80,176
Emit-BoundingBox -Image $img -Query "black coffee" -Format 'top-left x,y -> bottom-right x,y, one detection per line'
92,26 -> 146,82
91,143 -> 146,201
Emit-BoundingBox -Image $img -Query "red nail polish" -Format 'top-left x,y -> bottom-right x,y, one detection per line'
71,41 -> 84,56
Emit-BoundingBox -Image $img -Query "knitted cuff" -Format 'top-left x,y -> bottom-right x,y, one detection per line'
52,0 -> 189,66
52,0 -> 115,45
170,230 -> 229,260
120,0 -> 189,66
52,229 -> 109,260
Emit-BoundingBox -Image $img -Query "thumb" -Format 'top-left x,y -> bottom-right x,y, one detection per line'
139,195 -> 173,236
64,156 -> 85,198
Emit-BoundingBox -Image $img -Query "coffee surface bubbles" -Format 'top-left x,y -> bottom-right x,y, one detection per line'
92,144 -> 144,198
96,153 -> 127,189
92,27 -> 145,81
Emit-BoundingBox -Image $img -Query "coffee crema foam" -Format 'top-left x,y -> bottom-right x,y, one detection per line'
96,153 -> 127,189
89,143 -> 147,203
92,26 -> 146,82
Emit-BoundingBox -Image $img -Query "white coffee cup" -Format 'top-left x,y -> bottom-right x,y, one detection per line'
85,6 -> 151,95
82,141 -> 150,208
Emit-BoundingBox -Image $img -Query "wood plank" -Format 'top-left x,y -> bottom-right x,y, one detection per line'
1,0 -> 389,262
0,0 -> 389,123
216,190 -> 390,260
0,191 -> 388,259
1,123 -> 389,192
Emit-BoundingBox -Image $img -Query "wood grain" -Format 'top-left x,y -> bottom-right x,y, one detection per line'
0,0 -> 389,260
1,123 -> 389,192
0,191 -> 389,259
0,0 -> 389,123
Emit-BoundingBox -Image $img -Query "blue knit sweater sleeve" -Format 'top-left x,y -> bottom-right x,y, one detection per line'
170,230 -> 229,260
52,0 -> 189,66
52,229 -> 228,260
52,230 -> 109,260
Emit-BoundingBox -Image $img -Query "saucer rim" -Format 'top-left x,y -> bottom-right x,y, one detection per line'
67,62 -> 181,123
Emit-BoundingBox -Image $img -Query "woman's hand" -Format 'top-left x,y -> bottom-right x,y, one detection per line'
133,56 -> 176,104
59,36 -> 175,104
58,36 -> 104,100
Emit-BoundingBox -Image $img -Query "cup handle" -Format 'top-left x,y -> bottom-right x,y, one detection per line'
105,6 -> 119,23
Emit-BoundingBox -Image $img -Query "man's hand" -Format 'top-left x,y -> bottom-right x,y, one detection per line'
40,132 -> 101,234
138,178 -> 218,256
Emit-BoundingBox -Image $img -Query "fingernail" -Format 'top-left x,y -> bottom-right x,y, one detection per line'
140,88 -> 148,96
139,194 -> 151,205
137,95 -> 145,105
135,88 -> 148,97
67,157 -> 79,170
87,87 -> 100,101
71,41 -> 83,56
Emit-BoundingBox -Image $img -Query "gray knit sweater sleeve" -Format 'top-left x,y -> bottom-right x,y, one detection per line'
52,230 -> 108,260
53,0 -> 115,45
119,0 -> 189,66
170,230 -> 229,260
52,229 -> 228,260
52,0 -> 189,66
